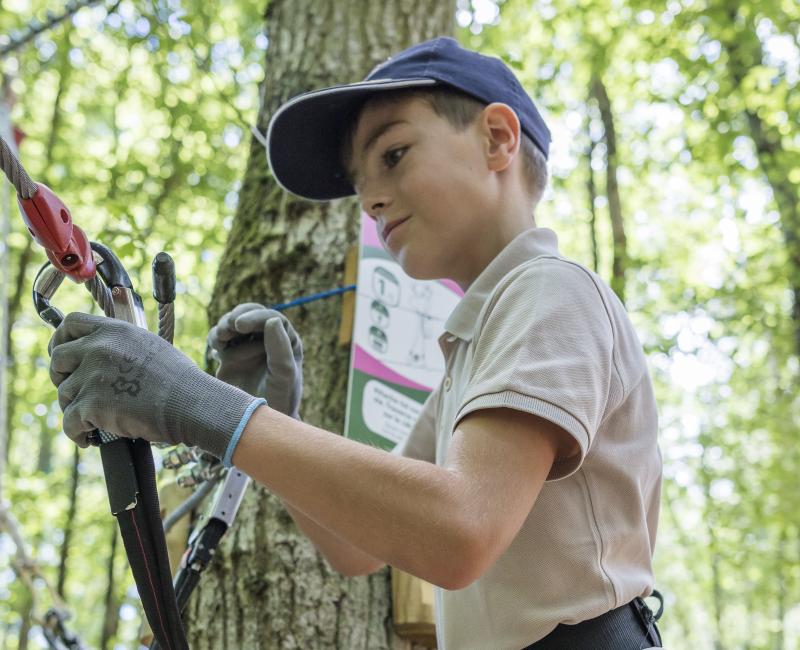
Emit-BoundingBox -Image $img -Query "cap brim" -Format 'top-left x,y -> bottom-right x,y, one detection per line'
266,78 -> 437,201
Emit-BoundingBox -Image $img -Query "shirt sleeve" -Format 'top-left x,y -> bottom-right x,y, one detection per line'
391,381 -> 441,463
454,260 -> 617,480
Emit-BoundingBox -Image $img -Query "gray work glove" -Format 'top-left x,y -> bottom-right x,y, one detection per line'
49,312 -> 264,463
207,303 -> 303,419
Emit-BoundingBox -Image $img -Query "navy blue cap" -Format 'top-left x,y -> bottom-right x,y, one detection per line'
266,37 -> 551,201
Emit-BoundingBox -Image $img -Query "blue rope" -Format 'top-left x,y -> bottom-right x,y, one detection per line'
270,284 -> 356,312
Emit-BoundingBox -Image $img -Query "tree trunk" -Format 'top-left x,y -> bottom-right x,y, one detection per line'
99,523 -> 119,650
17,591 -> 32,650
661,483 -> 697,646
698,447 -> 725,650
585,117 -> 599,274
56,446 -> 81,597
190,2 -> 453,648
591,74 -> 627,304
36,412 -> 54,473
774,525 -> 787,650
719,8 -> 800,357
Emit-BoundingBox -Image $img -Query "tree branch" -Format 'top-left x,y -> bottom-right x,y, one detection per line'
0,0 -> 103,57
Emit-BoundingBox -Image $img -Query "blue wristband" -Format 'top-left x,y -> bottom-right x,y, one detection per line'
222,398 -> 267,468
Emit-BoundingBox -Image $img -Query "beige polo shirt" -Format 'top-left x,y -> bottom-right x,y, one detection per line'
394,227 -> 662,650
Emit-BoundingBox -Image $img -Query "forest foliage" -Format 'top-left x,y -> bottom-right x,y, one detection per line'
0,0 -> 798,648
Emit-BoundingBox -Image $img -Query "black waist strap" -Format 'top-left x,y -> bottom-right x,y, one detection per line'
523,591 -> 664,649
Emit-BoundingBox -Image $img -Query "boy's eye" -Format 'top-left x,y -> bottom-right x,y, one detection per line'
382,146 -> 408,169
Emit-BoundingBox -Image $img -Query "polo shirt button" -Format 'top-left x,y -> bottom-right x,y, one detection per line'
444,376 -> 452,391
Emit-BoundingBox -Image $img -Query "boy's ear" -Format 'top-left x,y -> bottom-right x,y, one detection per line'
481,103 -> 521,173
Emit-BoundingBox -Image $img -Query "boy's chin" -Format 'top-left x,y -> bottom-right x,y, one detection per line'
392,249 -> 453,283
399,261 -> 446,283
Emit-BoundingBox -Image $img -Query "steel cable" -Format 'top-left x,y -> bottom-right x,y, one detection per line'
157,302 -> 174,344
0,134 -> 37,199
85,275 -> 115,317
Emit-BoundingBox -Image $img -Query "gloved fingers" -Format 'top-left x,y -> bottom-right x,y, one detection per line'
263,316 -> 298,376
235,307 -> 283,334
286,319 -> 303,362
48,311 -> 105,355
49,339 -> 86,387
57,372 -> 82,411
214,303 -> 265,342
216,338 -> 264,366
62,401 -> 95,448
206,325 -> 225,354
267,313 -> 303,362
207,322 -> 258,352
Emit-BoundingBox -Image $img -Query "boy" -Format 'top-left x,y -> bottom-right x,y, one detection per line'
49,37 -> 664,648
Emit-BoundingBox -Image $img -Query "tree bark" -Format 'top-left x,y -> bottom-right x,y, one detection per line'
191,2 -> 454,648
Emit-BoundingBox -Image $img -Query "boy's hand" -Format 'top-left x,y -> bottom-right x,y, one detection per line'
49,312 -> 261,460
207,303 -> 303,419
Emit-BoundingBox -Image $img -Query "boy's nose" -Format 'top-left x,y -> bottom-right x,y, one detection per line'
361,194 -> 393,221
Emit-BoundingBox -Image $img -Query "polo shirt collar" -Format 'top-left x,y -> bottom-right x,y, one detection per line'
443,227 -> 560,342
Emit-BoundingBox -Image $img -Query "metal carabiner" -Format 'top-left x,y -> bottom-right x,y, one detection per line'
32,260 -> 110,448
32,263 -> 67,329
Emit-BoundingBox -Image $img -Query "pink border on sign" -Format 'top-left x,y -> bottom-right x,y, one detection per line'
353,344 -> 432,392
439,278 -> 462,294
361,213 -> 383,248
360,214 -> 463,296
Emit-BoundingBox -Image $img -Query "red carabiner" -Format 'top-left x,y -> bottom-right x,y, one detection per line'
18,183 -> 95,282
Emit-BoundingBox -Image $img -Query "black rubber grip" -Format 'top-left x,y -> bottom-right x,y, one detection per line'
151,252 -> 176,304
100,439 -> 139,515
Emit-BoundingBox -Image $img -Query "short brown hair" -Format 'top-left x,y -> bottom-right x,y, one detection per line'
340,86 -> 548,207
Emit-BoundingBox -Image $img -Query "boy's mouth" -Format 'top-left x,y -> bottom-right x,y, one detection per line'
382,215 -> 411,242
